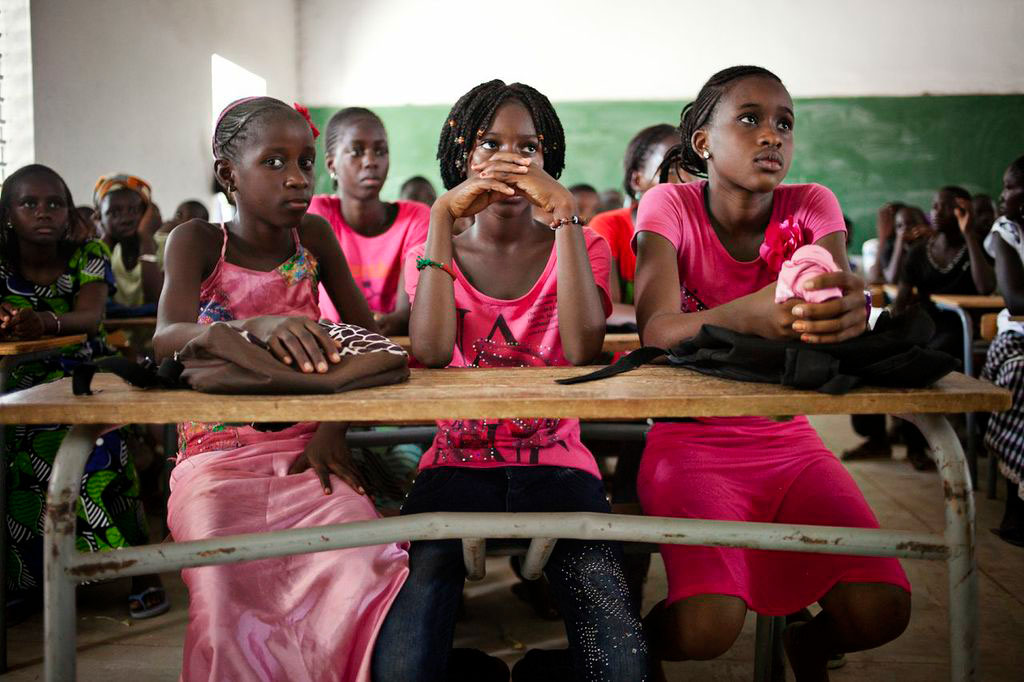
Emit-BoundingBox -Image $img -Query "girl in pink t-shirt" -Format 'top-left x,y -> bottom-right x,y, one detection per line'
633,67 -> 911,680
371,80 -> 649,682
309,108 -> 429,333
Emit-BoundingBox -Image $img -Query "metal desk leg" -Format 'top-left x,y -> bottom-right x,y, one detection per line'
934,302 -> 978,488
901,413 -> 977,682
753,614 -> 787,682
44,423 -> 108,682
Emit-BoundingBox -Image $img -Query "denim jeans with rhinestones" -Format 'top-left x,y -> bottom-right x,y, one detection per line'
371,465 -> 650,682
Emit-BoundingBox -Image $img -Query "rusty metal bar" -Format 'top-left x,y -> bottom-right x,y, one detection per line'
462,538 -> 486,581
901,412 -> 978,682
66,514 -> 949,583
519,538 -> 557,580
44,423 -> 107,682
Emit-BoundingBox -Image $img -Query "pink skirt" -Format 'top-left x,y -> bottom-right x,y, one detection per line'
638,417 -> 910,616
168,422 -> 409,682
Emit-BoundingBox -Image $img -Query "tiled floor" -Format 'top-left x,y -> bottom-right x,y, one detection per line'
4,415 -> 1023,680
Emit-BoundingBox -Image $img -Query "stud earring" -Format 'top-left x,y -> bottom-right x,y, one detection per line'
702,149 -> 711,160
329,172 -> 337,181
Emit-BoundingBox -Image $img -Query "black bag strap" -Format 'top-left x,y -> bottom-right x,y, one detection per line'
72,356 -> 185,395
555,346 -> 667,385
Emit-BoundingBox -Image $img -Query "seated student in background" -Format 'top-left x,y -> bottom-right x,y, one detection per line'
598,187 -> 624,213
94,174 -> 163,317
372,79 -> 649,682
973,193 -> 997,240
633,65 -> 911,681
866,202 -> 932,285
155,97 -> 408,681
75,205 -> 101,240
568,183 -> 601,224
155,199 -> 209,259
982,154 -> 1024,546
399,174 -> 438,207
308,107 -> 429,335
0,164 -> 167,621
589,123 -> 685,329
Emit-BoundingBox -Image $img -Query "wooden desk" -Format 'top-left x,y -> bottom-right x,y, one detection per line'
102,316 -> 157,331
1,368 -> 1007,682
388,333 -> 642,356
0,334 -> 87,358
930,294 -> 1005,310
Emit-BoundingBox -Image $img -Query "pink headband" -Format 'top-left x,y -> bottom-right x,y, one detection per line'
212,97 -> 320,158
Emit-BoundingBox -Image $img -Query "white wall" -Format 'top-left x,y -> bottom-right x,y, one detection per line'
298,0 -> 1024,107
1,0 -> 34,182
30,0 -> 298,212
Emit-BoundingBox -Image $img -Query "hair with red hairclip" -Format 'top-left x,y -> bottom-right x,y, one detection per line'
212,96 -> 310,161
292,103 -> 320,140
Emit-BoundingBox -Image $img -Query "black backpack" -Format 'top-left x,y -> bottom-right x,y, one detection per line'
559,306 -> 959,395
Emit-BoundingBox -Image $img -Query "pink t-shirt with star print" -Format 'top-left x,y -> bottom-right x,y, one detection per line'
404,229 -> 612,476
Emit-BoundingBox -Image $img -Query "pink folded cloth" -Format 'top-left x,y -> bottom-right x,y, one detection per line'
775,244 -> 843,303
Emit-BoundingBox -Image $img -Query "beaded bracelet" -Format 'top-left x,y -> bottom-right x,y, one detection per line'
550,215 -> 581,230
415,257 -> 456,280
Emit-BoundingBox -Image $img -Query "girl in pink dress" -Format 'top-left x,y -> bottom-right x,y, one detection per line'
308,107 -> 429,334
633,67 -> 911,681
371,80 -> 649,682
155,96 -> 408,682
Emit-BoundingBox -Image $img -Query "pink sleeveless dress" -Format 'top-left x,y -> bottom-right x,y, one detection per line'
167,224 -> 408,681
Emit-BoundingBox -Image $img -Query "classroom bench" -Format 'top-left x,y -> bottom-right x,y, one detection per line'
0,366 -> 1008,682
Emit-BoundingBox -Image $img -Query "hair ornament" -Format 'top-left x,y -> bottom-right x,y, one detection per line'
455,136 -> 465,145
448,119 -> 457,128
293,103 -> 320,140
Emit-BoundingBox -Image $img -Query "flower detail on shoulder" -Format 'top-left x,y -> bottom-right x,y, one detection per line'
759,216 -> 808,272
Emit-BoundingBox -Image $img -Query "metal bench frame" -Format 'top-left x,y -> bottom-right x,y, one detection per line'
43,412 -> 976,681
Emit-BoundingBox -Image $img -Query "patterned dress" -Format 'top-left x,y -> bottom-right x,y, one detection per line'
1,239 -> 148,595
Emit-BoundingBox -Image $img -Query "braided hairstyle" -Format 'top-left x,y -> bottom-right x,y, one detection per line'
322,107 -> 386,190
436,80 -> 565,190
1,164 -> 88,271
212,96 -> 303,164
623,123 -> 676,200
658,66 -> 783,182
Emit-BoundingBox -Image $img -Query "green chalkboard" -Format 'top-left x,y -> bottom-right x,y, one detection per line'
310,95 -> 1024,250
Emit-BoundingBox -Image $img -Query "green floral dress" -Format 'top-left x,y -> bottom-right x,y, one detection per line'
1,239 -> 148,595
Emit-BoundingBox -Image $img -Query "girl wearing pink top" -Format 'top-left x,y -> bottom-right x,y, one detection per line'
371,81 -> 649,682
156,97 -> 408,681
309,107 -> 429,333
633,67 -> 910,681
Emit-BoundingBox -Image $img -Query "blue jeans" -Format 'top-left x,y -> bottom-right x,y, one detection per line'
372,466 -> 649,682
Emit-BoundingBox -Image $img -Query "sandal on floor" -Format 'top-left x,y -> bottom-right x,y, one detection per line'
128,586 -> 170,620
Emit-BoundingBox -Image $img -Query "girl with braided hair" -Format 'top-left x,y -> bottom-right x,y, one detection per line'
372,80 -> 649,682
155,96 -> 408,681
633,66 -> 911,680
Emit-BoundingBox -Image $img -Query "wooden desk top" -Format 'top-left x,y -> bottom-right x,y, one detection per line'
930,294 -> 1005,309
390,333 -> 642,355
0,335 -> 88,357
0,366 -> 1008,425
103,317 -> 157,331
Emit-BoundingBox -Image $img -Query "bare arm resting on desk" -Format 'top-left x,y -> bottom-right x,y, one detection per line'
635,230 -> 867,348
